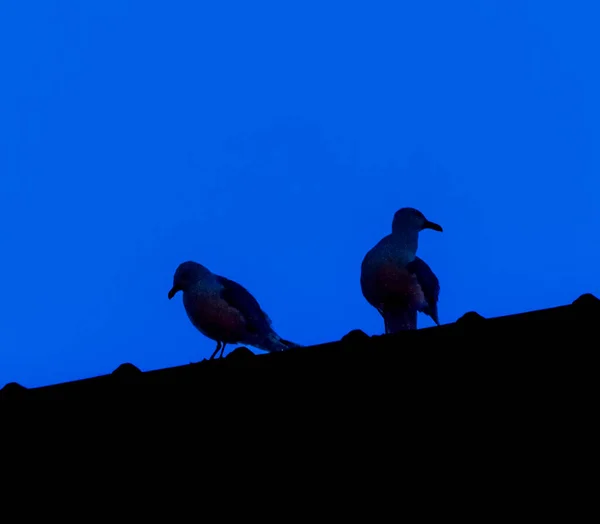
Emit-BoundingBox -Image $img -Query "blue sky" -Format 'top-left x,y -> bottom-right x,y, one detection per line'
1,1 -> 598,388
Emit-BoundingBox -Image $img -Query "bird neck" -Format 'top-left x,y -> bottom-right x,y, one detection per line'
194,276 -> 220,293
391,230 -> 419,259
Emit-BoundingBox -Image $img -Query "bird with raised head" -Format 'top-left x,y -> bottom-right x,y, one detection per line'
360,207 -> 442,333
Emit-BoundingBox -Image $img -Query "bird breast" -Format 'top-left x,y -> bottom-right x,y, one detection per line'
361,253 -> 425,310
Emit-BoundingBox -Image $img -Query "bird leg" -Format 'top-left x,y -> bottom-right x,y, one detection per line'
210,341 -> 222,359
378,307 -> 390,334
219,343 -> 227,359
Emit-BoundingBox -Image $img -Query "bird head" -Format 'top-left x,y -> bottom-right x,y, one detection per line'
168,261 -> 209,299
392,207 -> 443,234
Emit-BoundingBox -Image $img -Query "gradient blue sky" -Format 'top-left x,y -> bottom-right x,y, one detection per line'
1,1 -> 598,388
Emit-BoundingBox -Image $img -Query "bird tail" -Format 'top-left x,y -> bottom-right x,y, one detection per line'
256,331 -> 302,352
279,337 -> 302,349
383,308 -> 418,334
425,302 -> 440,325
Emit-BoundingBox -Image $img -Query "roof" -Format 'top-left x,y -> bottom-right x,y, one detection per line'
2,293 -> 598,407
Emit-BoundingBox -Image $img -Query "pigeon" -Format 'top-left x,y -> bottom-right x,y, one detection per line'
360,207 -> 442,333
168,261 -> 300,358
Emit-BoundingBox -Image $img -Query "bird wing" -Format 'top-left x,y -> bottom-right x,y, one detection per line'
405,256 -> 440,324
216,276 -> 272,335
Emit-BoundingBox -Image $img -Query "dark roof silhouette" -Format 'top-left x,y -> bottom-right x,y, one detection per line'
4,293 -> 596,507
2,293 -> 598,408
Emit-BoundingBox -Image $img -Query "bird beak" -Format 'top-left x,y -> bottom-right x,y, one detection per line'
168,286 -> 178,299
424,220 -> 443,232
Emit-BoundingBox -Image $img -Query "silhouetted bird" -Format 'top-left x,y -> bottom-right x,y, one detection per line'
168,261 -> 300,358
360,207 -> 442,333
